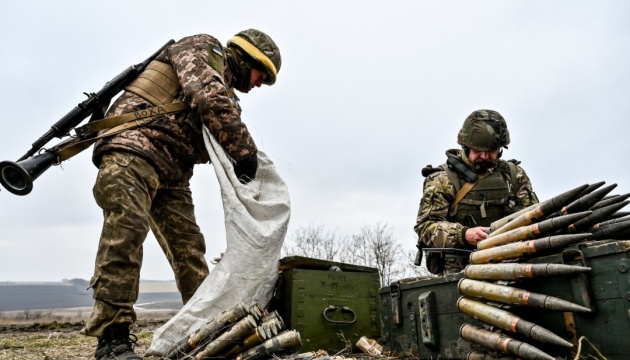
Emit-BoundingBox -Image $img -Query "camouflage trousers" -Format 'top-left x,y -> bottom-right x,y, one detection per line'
82,151 -> 209,337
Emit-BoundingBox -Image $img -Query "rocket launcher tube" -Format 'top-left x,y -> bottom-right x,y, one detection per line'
464,263 -> 591,281
470,233 -> 591,264
488,183 -> 589,237
457,297 -> 574,348
458,279 -> 591,312
477,211 -> 591,250
459,323 -> 556,360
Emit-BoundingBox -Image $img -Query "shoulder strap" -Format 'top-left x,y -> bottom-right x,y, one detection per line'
56,102 -> 188,161
506,160 -> 519,194
448,173 -> 489,213
439,162 -> 462,195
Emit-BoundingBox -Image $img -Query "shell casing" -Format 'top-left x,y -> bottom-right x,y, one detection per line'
488,205 -> 543,238
464,263 -> 591,281
459,323 -> 556,360
188,301 -> 249,348
236,330 -> 302,360
195,315 -> 258,359
457,297 -> 574,348
478,211 -> 591,250
224,325 -> 268,357
466,351 -> 519,360
489,203 -> 539,234
260,310 -> 281,323
471,233 -> 591,264
458,279 -> 591,313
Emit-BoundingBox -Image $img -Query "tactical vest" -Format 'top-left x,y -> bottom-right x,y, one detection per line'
441,159 -> 519,227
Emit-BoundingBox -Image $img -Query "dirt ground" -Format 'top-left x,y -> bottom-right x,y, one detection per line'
0,318 -> 166,359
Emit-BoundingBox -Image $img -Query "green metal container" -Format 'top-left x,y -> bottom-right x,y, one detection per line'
379,240 -> 630,359
268,256 -> 382,353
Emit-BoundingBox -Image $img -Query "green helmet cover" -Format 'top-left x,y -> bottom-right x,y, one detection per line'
227,29 -> 282,85
457,109 -> 510,151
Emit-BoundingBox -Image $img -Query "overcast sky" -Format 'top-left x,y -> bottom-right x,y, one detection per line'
0,1 -> 628,282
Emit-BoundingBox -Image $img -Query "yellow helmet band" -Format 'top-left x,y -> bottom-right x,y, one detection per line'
228,35 -> 277,79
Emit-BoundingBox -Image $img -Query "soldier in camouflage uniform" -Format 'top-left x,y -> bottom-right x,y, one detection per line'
414,110 -> 538,275
82,29 -> 282,360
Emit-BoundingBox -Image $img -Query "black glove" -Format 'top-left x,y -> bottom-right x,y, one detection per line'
234,155 -> 258,184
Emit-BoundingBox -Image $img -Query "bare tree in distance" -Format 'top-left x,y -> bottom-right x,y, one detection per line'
282,224 -> 343,261
343,222 -> 406,287
282,222 -> 430,286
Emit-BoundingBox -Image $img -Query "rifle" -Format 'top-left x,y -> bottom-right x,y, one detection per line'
0,39 -> 175,195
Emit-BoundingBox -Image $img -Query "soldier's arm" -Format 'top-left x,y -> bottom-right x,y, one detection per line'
414,172 -> 468,248
515,165 -> 539,207
167,34 -> 257,161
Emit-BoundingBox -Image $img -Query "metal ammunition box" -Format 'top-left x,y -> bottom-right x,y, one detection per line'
379,240 -> 630,359
511,239 -> 630,360
379,272 -> 484,358
268,256 -> 382,353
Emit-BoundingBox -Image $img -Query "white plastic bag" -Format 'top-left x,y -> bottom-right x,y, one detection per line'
146,126 -> 291,356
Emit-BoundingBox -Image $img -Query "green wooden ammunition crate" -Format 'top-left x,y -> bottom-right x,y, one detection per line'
379,240 -> 630,359
268,256 -> 382,353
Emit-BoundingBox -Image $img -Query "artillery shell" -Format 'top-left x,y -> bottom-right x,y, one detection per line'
458,278 -> 591,312
489,183 -> 589,237
458,297 -> 574,348
478,211 -> 591,250
464,263 -> 591,281
568,201 -> 629,232
471,233 -> 590,264
460,323 -> 556,360
552,183 -> 617,217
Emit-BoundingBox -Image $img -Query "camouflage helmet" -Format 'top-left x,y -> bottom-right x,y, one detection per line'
457,109 -> 510,151
227,29 -> 281,85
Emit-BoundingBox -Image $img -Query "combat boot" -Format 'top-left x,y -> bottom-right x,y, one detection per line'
94,323 -> 142,360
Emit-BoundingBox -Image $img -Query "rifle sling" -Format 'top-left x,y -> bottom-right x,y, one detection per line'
74,102 -> 187,137
57,102 -> 188,161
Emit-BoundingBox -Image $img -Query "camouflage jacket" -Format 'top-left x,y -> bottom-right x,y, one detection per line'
93,34 -> 256,185
414,149 -> 538,249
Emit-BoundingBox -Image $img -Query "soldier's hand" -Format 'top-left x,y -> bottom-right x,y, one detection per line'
465,226 -> 490,246
234,155 -> 258,184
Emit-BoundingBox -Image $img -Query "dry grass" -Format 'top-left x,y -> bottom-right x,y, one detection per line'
0,310 -> 172,359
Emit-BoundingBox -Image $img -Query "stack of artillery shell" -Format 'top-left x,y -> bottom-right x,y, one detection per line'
165,303 -> 300,360
457,181 -> 630,359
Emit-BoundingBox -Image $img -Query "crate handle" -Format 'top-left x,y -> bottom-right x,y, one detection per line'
322,305 -> 357,324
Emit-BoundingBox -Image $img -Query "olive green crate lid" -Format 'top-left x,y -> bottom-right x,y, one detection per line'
279,255 -> 379,273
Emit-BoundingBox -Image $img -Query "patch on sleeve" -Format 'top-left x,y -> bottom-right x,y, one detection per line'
207,45 -> 225,77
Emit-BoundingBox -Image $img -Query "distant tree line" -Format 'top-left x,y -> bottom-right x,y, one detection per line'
282,222 -> 431,287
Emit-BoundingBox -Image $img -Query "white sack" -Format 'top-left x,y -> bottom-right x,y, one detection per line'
146,126 -> 291,356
